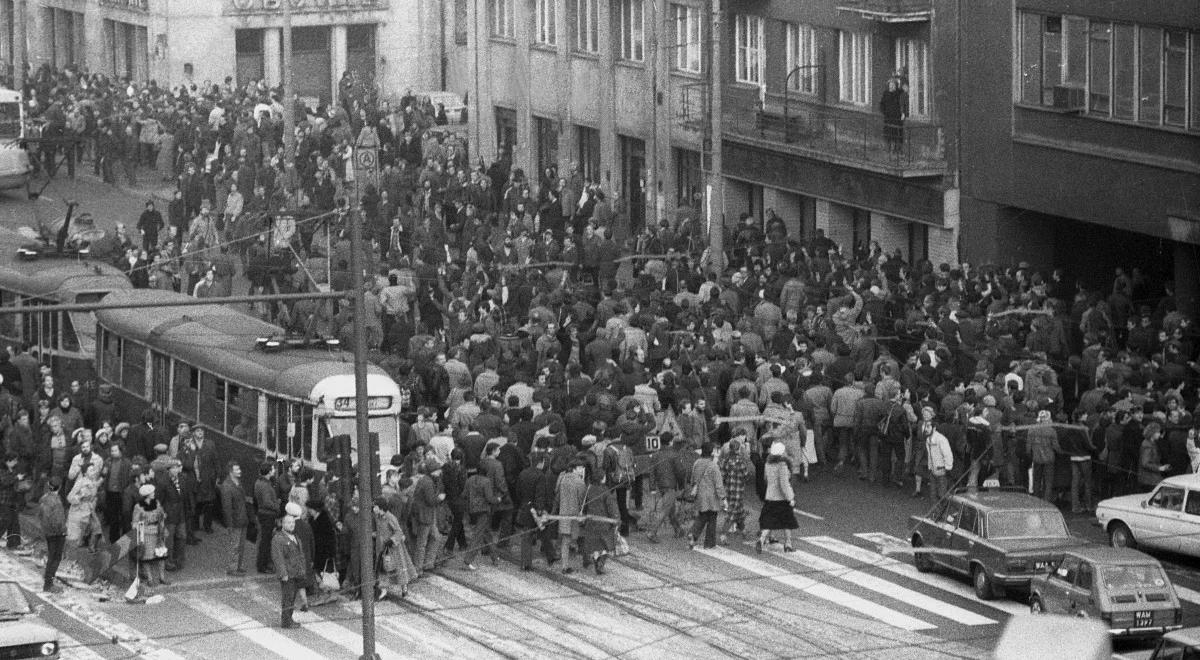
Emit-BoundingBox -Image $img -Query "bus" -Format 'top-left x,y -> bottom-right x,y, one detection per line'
0,87 -> 31,191
0,226 -> 133,387
93,289 -> 403,474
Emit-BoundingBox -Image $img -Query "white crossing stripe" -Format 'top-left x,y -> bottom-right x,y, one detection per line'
57,632 -> 107,660
768,546 -> 996,626
801,536 -> 1028,617
696,546 -> 936,631
1171,584 -> 1200,606
178,592 -> 326,660
240,583 -> 402,658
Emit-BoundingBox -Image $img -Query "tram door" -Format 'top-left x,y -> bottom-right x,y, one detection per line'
149,352 -> 171,413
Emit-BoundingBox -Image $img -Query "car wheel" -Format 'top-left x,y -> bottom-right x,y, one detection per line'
911,536 -> 934,573
1109,522 -> 1137,549
973,565 -> 995,601
1030,596 -> 1046,614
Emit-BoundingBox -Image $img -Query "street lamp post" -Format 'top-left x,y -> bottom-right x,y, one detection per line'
706,0 -> 724,268
281,0 -> 295,158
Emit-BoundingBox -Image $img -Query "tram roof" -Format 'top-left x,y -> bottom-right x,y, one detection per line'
95,289 -> 389,400
0,228 -> 132,300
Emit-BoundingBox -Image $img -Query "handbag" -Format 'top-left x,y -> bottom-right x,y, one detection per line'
153,541 -> 168,558
319,560 -> 340,592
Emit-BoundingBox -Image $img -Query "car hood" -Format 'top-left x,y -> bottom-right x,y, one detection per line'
1097,495 -> 1148,514
988,536 -> 1090,553
0,619 -> 59,646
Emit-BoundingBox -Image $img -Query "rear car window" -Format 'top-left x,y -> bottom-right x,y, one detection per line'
985,509 -> 1070,539
1100,564 -> 1169,591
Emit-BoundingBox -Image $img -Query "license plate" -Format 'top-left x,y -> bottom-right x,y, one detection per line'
1033,561 -> 1049,570
1135,611 -> 1153,627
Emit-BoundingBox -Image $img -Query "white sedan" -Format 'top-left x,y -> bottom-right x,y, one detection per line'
1097,473 -> 1200,556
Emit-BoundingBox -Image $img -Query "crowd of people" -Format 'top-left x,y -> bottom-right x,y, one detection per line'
2,62 -> 1200,628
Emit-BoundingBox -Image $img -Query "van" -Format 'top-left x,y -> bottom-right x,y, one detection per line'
0,87 -> 32,191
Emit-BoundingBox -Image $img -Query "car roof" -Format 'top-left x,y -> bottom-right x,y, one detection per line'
1059,545 -> 1162,566
1161,473 -> 1200,489
952,490 -> 1060,513
1164,626 -> 1200,648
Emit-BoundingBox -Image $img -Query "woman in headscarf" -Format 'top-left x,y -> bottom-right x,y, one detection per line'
717,437 -> 752,544
373,495 -> 418,600
65,461 -> 101,552
756,442 -> 798,553
131,483 -> 168,587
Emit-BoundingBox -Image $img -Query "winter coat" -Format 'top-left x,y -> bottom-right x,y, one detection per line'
219,477 -> 249,528
689,457 -> 725,513
553,470 -> 588,536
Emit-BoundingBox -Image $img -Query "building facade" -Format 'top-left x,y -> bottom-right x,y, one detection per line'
444,0 -> 961,263
958,0 -> 1200,314
3,0 -> 441,106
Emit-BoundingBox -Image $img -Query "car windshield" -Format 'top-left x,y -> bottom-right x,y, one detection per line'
1101,564 -> 1169,591
986,510 -> 1070,539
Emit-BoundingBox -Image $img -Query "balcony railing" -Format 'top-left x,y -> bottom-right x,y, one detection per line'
724,92 -> 947,177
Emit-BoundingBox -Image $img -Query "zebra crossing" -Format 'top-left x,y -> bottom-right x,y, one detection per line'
13,530 -> 1200,659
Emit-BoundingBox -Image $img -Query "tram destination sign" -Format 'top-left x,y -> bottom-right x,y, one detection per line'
227,0 -> 386,14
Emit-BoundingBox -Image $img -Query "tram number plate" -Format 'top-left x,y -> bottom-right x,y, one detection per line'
1135,611 -> 1153,627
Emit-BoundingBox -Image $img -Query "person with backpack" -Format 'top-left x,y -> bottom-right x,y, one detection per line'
601,428 -> 638,536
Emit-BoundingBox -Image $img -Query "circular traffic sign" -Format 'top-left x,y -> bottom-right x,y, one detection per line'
355,148 -> 376,169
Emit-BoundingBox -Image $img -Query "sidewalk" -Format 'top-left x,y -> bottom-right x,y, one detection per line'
29,161 -> 175,205
16,507 -> 271,592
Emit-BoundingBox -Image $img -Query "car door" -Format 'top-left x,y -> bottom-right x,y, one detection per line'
1069,560 -> 1098,618
930,500 -> 964,570
1044,556 -> 1079,614
948,504 -> 981,575
1177,490 -> 1200,556
1142,485 -> 1187,552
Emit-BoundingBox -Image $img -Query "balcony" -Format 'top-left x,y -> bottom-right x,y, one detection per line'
723,92 -> 947,178
836,0 -> 931,23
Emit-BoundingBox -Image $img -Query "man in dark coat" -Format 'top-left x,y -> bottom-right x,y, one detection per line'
156,459 -> 194,571
219,461 -> 250,576
179,426 -> 220,535
271,514 -> 307,629
515,453 -> 556,570
126,410 -> 167,463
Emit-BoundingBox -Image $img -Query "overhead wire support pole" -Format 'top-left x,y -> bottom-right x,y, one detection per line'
281,0 -> 296,158
347,206 -> 379,660
706,0 -> 724,271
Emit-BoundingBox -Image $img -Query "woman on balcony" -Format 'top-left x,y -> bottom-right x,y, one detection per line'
879,77 -> 909,155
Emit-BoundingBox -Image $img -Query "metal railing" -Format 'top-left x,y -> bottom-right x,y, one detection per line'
724,92 -> 946,173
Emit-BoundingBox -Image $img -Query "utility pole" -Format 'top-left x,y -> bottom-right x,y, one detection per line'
647,0 -> 659,231
12,0 -> 26,90
346,206 -> 379,660
707,0 -> 724,265
281,0 -> 295,157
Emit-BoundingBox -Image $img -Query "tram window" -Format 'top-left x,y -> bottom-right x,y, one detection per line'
60,312 -> 79,352
172,361 -> 196,419
298,407 -> 313,462
0,291 -> 15,338
21,305 -> 37,351
266,398 -> 285,455
198,373 -> 225,433
43,311 -> 57,350
229,386 -> 258,441
121,340 -> 146,396
316,418 -> 331,462
100,330 -> 121,385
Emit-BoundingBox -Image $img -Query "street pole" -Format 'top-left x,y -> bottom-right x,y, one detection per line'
347,207 -> 379,660
281,0 -> 295,158
647,0 -> 659,231
12,0 -> 26,90
706,0 -> 724,267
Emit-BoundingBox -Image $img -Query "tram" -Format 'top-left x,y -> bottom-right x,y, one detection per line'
0,226 -> 133,386
93,289 -> 403,473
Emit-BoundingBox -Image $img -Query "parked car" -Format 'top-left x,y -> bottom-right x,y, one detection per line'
0,580 -> 59,659
1145,626 -> 1200,659
1097,473 -> 1200,556
1029,546 -> 1182,639
909,488 -> 1089,600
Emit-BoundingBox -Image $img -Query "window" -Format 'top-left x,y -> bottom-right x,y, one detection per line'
1139,27 -> 1163,124
734,14 -> 764,85
454,0 -> 468,45
618,0 -> 645,62
489,0 -> 514,38
1164,30 -> 1187,127
0,291 -> 14,339
941,500 -> 962,525
839,31 -> 872,105
674,147 -> 702,207
121,339 -> 146,397
535,0 -> 556,46
786,23 -> 818,94
1112,23 -> 1137,120
957,506 -> 979,535
1017,13 -> 1087,106
577,124 -> 600,183
1192,33 -> 1200,131
1088,21 -> 1111,114
895,37 -> 930,117
672,4 -> 701,73
1075,562 -> 1094,592
1052,556 -> 1079,583
173,360 -> 197,420
229,386 -> 259,443
1150,485 -> 1186,511
100,329 -> 121,384
198,373 -> 225,433
534,116 -> 559,179
573,0 -> 598,53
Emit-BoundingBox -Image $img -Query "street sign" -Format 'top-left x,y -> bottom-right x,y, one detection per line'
355,148 -> 376,170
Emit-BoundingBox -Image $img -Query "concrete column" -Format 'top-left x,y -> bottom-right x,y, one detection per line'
29,4 -> 52,70
1,0 -> 11,75
263,28 -> 282,88
330,24 -> 347,104
1174,242 -> 1199,319
554,0 -> 573,176
513,0 -> 533,177
84,13 -> 106,78
597,0 -> 618,198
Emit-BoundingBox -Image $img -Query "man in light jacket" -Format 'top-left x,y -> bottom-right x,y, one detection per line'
921,405 -> 954,503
